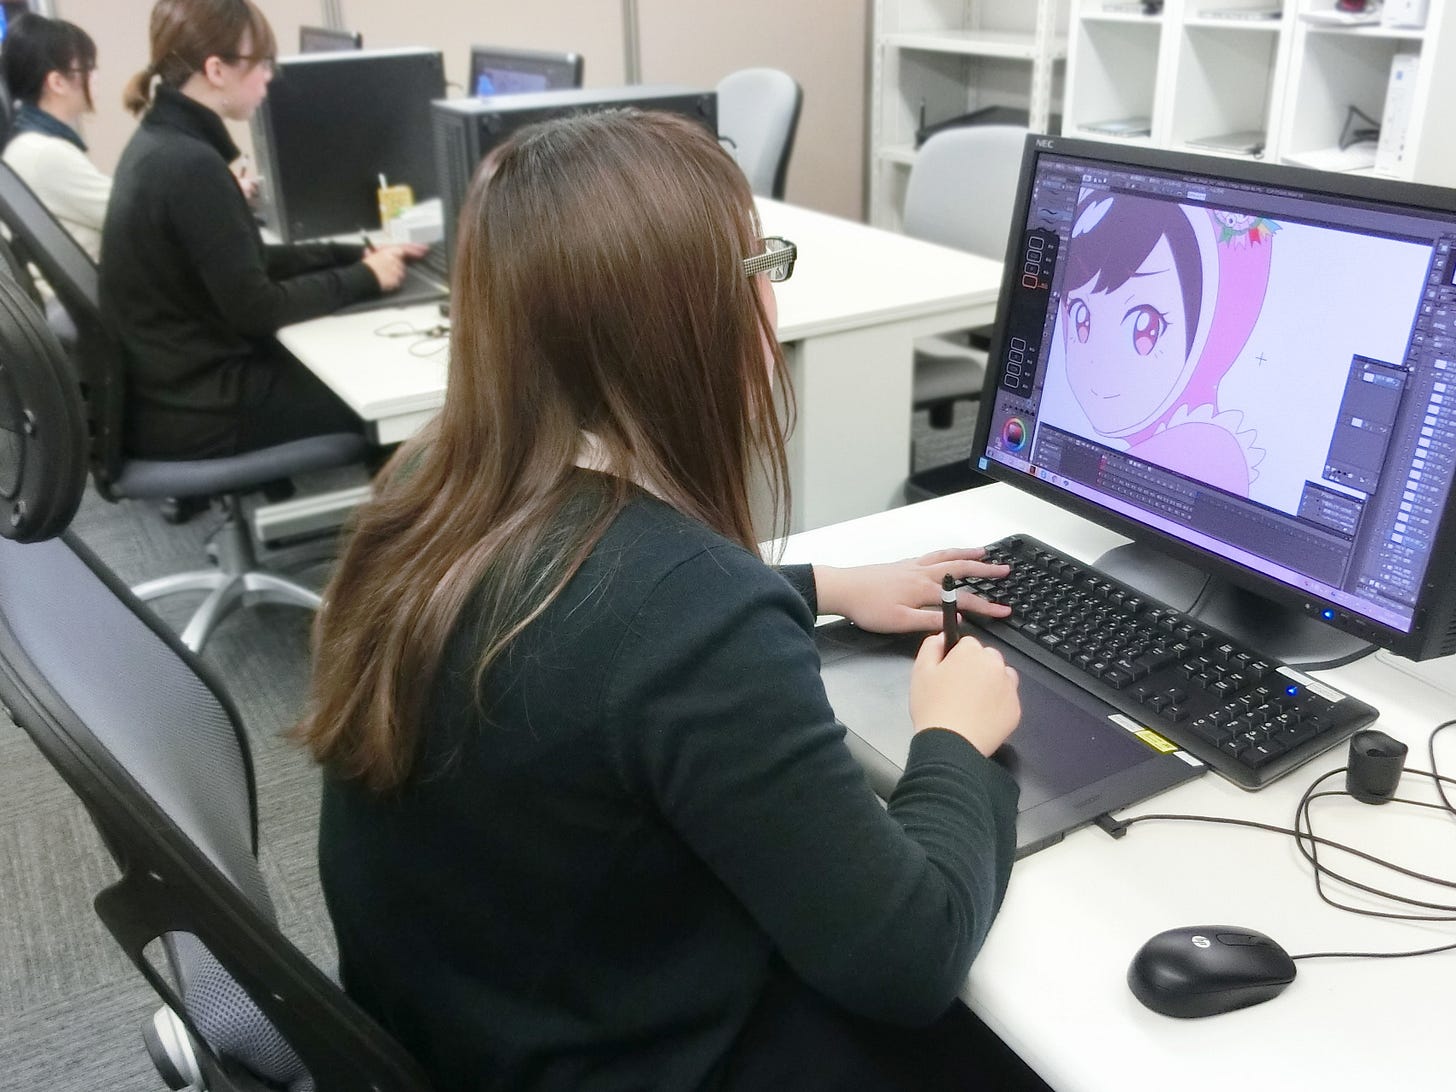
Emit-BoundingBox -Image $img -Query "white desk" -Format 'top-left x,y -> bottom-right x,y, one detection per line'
779,484 -> 1454,1092
278,199 -> 1003,533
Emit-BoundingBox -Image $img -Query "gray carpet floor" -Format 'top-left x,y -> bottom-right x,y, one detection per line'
0,477 -> 353,1091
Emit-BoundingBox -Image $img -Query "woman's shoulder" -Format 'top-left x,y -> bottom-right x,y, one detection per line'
3,130 -> 81,169
599,493 -> 766,581
579,492 -> 806,632
123,118 -> 227,175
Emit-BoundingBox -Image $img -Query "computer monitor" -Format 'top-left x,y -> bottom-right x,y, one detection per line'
0,3 -> 28,42
972,135 -> 1456,664
299,25 -> 363,53
467,45 -> 582,97
251,49 -> 445,243
432,85 -> 715,277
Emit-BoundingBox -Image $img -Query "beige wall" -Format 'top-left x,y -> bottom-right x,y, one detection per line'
53,0 -> 868,220
339,0 -> 626,91
55,0 -> 318,174
637,0 -> 868,220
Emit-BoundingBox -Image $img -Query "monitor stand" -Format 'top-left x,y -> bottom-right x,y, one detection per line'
1094,542 -> 1373,670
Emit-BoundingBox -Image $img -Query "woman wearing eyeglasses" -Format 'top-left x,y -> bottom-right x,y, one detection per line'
0,14 -> 110,263
299,109 -> 1025,1091
99,0 -> 425,461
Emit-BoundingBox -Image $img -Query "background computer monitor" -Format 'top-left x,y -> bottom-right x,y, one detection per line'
467,45 -> 583,97
251,48 -> 445,242
299,25 -> 363,52
432,85 -> 715,276
972,135 -> 1456,664
0,3 -> 30,42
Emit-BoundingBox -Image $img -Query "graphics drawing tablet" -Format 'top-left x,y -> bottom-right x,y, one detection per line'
817,622 -> 1205,858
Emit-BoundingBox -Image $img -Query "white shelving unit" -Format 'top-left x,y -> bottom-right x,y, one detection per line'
1061,0 -> 1456,185
869,0 -> 1072,229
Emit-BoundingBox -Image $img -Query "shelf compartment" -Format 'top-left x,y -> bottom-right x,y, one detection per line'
1065,128 -> 1157,147
1282,30 -> 1415,164
881,48 -> 1064,148
1182,17 -> 1283,33
885,30 -> 1069,61
1065,17 -> 1163,136
1301,23 -> 1426,42
1167,25 -> 1279,150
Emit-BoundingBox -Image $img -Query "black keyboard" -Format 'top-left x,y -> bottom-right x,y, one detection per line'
419,245 -> 449,282
959,535 -> 1379,790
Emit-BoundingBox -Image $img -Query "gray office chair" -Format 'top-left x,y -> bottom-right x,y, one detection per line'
0,272 -> 432,1091
716,67 -> 803,199
0,160 -> 366,652
903,124 -> 1027,442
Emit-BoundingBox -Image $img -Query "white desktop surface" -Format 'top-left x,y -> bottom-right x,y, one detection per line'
277,199 -> 1003,532
778,485 -> 1454,1092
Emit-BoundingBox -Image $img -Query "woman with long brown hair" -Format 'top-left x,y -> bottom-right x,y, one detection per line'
299,108 -> 1024,1090
98,0 -> 425,461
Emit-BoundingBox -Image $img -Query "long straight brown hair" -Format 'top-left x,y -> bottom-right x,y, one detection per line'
123,0 -> 276,115
296,110 -> 791,792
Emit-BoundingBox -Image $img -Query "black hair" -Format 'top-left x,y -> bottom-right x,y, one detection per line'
1,13 -> 97,108
1064,190 -> 1204,358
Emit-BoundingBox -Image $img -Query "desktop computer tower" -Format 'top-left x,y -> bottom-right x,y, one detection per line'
431,85 -> 717,274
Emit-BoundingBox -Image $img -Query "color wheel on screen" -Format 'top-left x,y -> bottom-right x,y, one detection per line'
1001,417 -> 1028,452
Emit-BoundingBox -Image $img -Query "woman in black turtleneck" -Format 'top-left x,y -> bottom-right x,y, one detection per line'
99,0 -> 426,460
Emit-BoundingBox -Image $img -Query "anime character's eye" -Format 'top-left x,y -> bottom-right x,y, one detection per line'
1070,299 -> 1091,343
1127,305 -> 1168,356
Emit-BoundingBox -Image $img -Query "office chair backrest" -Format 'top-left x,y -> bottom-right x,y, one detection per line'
0,159 -> 123,494
902,124 -> 1028,261
0,229 -> 44,306
0,264 -> 87,540
0,82 -> 14,147
0,276 -> 432,1090
715,67 -> 802,199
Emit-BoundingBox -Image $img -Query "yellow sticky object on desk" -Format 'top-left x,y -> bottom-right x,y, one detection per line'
377,183 -> 414,227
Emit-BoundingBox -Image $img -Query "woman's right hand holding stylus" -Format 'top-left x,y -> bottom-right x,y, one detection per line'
910,633 -> 1021,758
363,247 -> 408,291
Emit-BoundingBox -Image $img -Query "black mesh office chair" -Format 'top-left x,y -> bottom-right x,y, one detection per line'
0,273 -> 431,1090
0,161 -> 366,652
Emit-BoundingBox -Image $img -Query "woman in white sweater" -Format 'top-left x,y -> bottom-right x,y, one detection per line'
1,13 -> 110,261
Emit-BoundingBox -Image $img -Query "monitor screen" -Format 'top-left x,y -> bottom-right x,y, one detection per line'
252,49 -> 444,242
468,46 -> 582,98
299,26 -> 363,53
974,137 -> 1456,657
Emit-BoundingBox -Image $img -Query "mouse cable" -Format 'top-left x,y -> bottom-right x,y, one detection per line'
1296,776 -> 1456,916
1115,733 -> 1456,961
1431,717 -> 1456,816
1116,806 -> 1456,960
1286,940 -> 1456,962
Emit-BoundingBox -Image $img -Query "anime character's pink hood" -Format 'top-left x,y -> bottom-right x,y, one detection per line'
1123,207 -> 1276,446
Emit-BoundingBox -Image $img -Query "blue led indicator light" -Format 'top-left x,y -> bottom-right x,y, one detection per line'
1321,608 -> 1335,620
1286,685 -> 1300,696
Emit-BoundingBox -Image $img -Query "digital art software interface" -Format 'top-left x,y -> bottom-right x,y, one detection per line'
980,152 -> 1456,634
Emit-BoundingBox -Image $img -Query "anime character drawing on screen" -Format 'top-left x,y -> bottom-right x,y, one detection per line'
1058,190 -> 1277,496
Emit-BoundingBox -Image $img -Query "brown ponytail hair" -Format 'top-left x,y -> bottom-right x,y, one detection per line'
296,109 -> 792,792
123,0 -> 276,115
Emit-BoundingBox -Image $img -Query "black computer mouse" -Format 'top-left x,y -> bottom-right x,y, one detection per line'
1127,926 -> 1296,1018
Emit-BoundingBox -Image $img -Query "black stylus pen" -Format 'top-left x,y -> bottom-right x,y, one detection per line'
941,573 -> 959,652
